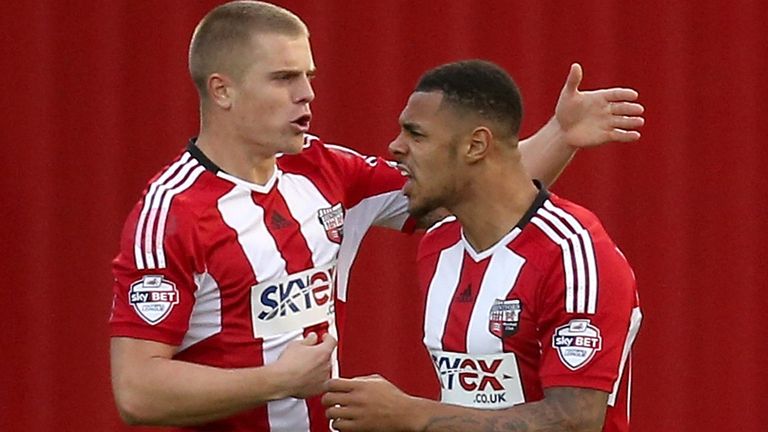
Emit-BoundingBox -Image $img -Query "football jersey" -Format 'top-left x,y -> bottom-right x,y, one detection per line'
420,186 -> 642,432
109,134 -> 409,432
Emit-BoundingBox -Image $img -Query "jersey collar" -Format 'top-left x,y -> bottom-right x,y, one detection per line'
186,137 -> 280,194
460,180 -> 550,261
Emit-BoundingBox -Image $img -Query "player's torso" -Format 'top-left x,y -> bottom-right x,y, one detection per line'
171,150 -> 349,367
420,217 -> 548,410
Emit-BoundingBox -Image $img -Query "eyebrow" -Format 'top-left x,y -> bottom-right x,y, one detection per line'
270,68 -> 317,78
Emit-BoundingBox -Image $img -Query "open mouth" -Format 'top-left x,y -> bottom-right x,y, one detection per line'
396,164 -> 411,178
291,114 -> 312,132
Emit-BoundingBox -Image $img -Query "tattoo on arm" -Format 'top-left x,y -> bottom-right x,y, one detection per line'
423,387 -> 608,432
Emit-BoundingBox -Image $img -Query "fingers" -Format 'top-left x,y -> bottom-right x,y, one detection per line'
324,378 -> 357,393
608,129 -> 642,143
322,389 -> 356,407
599,87 -> 639,102
563,63 -> 583,94
331,417 -> 358,431
609,101 -> 644,116
611,115 -> 645,130
302,332 -> 318,346
358,373 -> 383,380
320,332 -> 338,349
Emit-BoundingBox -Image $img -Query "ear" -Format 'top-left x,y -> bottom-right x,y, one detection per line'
465,126 -> 493,164
207,73 -> 234,110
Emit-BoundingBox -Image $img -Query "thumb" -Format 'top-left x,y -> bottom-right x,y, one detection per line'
302,332 -> 319,346
563,63 -> 583,94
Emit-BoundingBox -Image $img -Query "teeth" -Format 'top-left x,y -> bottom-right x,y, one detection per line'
397,166 -> 411,178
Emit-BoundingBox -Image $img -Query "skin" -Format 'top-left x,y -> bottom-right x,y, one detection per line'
323,375 -> 608,432
196,32 -> 317,184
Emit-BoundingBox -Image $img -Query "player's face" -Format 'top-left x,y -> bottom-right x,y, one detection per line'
389,91 -> 464,218
231,32 -> 316,155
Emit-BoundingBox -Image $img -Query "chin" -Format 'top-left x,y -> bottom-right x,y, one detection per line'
281,137 -> 306,154
407,201 -> 433,220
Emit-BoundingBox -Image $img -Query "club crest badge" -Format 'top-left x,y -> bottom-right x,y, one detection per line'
317,203 -> 344,243
488,299 -> 522,339
552,319 -> 603,370
129,275 -> 179,325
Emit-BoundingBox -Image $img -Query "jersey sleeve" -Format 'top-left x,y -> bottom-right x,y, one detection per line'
109,196 -> 202,346
323,142 -> 412,231
536,224 -> 639,393
318,140 -> 415,304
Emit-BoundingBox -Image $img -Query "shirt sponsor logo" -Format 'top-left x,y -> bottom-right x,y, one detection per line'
129,275 -> 179,325
552,319 -> 603,370
251,263 -> 336,338
489,298 -> 522,338
317,203 -> 344,243
431,351 -> 525,409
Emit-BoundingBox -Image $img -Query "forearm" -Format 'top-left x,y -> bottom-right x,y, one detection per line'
113,353 -> 288,425
405,388 -> 606,432
407,398 -> 568,432
518,116 -> 576,187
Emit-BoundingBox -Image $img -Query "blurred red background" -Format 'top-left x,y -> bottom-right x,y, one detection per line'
1,1 -> 766,431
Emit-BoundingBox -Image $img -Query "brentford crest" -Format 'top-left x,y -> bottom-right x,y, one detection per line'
317,203 -> 344,243
488,298 -> 522,339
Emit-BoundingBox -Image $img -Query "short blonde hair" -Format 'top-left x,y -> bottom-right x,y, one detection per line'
188,1 -> 308,98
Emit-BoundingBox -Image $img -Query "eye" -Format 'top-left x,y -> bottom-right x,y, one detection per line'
409,130 -> 425,141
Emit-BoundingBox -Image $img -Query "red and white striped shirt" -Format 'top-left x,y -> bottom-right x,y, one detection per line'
110,134 -> 409,431
419,187 -> 641,432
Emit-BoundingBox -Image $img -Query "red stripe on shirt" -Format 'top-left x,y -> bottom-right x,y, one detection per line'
441,252 -> 490,352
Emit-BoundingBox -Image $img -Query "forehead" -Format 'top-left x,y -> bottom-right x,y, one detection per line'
248,32 -> 315,70
400,91 -> 444,120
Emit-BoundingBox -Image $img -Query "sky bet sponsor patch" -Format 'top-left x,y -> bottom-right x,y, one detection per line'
552,319 -> 603,370
129,275 -> 179,325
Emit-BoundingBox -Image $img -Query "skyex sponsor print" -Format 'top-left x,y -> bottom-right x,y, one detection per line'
129,275 -> 179,325
431,351 -> 525,409
552,319 -> 603,370
251,262 -> 336,337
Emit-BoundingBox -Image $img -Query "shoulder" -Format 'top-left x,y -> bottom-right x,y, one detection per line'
418,215 -> 461,259
282,134 -> 395,170
526,193 -> 614,250
119,151 -> 217,257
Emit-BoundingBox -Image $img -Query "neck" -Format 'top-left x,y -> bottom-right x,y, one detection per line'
450,158 -> 538,252
195,124 -> 277,185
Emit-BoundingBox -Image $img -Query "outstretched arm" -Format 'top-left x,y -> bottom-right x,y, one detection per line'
322,375 -> 607,432
519,63 -> 645,186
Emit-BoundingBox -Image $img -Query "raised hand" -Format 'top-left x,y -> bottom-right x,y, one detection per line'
554,63 -> 645,148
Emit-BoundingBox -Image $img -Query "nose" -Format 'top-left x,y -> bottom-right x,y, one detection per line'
294,76 -> 315,104
388,133 -> 407,159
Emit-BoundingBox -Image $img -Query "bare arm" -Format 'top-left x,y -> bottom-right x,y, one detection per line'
111,333 -> 335,426
415,387 -> 607,432
519,63 -> 645,186
322,376 -> 607,432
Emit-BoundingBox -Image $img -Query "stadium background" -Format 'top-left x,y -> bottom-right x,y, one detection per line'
1,1 -> 766,430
